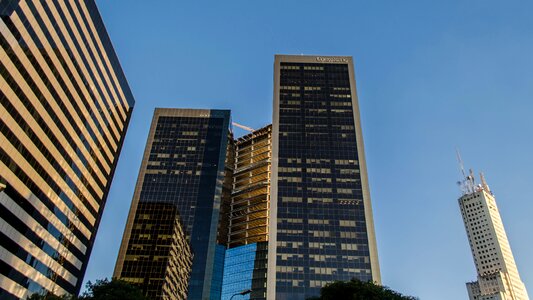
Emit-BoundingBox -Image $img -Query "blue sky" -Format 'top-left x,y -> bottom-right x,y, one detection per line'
86,1 -> 533,299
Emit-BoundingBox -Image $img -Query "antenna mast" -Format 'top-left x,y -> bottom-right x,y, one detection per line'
480,172 -> 491,193
456,149 -> 475,195
456,148 -> 467,179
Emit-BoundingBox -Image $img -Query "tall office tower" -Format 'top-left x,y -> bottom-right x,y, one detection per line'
269,55 -> 381,300
115,108 -> 233,300
458,170 -> 529,300
222,125 -> 272,300
0,1 -> 134,299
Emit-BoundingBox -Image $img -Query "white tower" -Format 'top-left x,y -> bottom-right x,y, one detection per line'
458,167 -> 529,300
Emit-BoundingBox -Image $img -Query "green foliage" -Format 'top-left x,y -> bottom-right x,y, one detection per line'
308,278 -> 418,300
79,279 -> 148,300
27,278 -> 147,300
27,293 -> 74,300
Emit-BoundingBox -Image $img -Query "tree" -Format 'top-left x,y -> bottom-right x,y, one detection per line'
78,279 -> 148,300
27,294 -> 73,300
308,278 -> 418,300
28,278 -> 147,300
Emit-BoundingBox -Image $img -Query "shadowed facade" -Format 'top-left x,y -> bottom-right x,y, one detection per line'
114,108 -> 232,300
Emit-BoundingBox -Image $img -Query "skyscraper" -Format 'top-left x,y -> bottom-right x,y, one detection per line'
269,55 -> 380,300
221,125 -> 272,300
118,54 -> 381,300
0,0 -> 134,298
114,108 -> 233,300
458,170 -> 529,300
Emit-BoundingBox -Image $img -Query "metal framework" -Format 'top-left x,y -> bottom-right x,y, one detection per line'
228,125 -> 272,248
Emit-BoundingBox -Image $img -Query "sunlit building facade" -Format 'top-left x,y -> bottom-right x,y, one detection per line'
222,125 -> 272,300
116,202 -> 192,300
459,171 -> 529,300
268,55 -> 381,300
0,0 -> 134,298
114,108 -> 233,300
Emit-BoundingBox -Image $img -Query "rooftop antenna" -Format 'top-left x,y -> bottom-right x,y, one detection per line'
456,148 -> 467,179
456,148 -> 475,195
480,172 -> 491,193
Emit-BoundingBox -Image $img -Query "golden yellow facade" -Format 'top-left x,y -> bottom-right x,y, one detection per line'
229,125 -> 272,248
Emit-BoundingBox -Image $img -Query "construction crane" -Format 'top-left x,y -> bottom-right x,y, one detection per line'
232,122 -> 254,133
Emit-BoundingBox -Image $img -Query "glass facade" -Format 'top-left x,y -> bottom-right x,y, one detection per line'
269,55 -> 380,300
0,0 -> 134,298
221,243 -> 257,300
117,202 -> 192,300
115,108 -> 232,300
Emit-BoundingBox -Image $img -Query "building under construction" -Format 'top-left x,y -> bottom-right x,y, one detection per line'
222,125 -> 272,300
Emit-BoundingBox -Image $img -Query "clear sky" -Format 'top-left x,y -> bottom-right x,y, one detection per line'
86,1 -> 533,299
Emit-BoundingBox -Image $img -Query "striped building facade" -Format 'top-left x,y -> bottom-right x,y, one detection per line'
0,0 -> 134,298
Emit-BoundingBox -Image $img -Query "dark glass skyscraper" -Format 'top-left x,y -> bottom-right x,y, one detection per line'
268,55 -> 380,300
115,108 -> 233,300
0,0 -> 134,298
116,201 -> 193,300
116,55 -> 380,300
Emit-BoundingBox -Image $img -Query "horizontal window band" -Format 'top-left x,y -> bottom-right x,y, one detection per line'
69,0 -> 131,119
0,274 -> 28,300
0,83 -> 106,192
0,261 -> 36,299
51,0 -> 126,125
0,30 -> 112,177
0,221 -> 80,283
0,148 -> 93,242
23,1 -> 123,141
0,115 -> 103,202
0,51 -> 109,186
0,118 -> 99,221
0,198 -> 85,266
9,5 -> 120,153
0,134 -> 96,230
1,185 -> 87,262
0,246 -> 74,295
